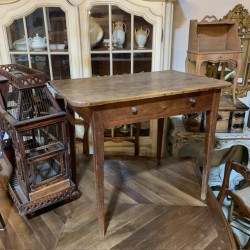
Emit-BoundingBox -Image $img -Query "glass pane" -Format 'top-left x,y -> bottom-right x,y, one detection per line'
10,54 -> 29,67
51,55 -> 70,80
6,18 -> 26,51
89,5 -> 108,50
114,125 -> 131,137
26,8 -> 47,51
112,6 -> 131,50
47,7 -> 68,50
134,16 -> 153,50
30,55 -> 50,81
113,53 -> 131,75
134,53 -> 152,73
91,54 -> 110,76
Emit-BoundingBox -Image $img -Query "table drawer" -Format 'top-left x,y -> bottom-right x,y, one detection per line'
101,91 -> 216,127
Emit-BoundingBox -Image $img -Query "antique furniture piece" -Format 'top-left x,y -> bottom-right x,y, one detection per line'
167,116 -> 250,169
0,0 -> 175,156
217,161 -> 250,249
0,64 -> 77,215
186,15 -> 242,104
184,95 -> 249,133
50,70 -> 230,236
223,4 -> 250,97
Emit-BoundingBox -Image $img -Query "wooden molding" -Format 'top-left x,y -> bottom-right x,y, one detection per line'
67,0 -> 85,6
0,0 -> 20,4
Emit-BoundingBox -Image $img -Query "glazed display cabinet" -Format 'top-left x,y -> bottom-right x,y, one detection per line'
0,0 -> 175,156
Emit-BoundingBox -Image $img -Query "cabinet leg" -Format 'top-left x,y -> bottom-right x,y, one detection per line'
196,60 -> 203,76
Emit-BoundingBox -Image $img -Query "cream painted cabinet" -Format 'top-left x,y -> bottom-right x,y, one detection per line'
0,0 -> 175,156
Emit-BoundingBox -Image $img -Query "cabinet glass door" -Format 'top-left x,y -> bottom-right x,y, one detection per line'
89,4 -> 153,138
89,5 -> 153,76
6,7 -> 70,81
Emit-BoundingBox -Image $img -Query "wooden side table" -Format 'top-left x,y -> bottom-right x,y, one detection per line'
51,70 -> 230,236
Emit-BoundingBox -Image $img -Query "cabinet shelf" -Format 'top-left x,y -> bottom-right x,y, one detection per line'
91,49 -> 152,53
91,56 -> 152,62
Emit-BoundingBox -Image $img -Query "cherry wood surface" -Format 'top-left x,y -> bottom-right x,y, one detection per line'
0,156 -> 236,249
50,70 -> 230,236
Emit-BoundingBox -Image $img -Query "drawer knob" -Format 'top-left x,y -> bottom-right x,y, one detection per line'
189,98 -> 196,107
131,106 -> 138,114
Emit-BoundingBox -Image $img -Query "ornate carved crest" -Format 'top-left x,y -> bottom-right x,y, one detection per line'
224,4 -> 250,37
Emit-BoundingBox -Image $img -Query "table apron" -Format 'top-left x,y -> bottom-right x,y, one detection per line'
95,90 -> 218,128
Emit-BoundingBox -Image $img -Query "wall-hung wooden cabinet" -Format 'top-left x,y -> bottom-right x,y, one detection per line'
0,0 -> 175,156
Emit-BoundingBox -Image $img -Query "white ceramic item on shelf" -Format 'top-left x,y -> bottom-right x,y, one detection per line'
89,17 -> 103,48
49,44 -> 57,50
29,33 -> 47,51
135,27 -> 150,49
112,20 -> 126,48
13,37 -> 27,51
56,44 -> 65,50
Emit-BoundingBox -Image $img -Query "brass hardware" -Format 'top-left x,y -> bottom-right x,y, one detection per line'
131,106 -> 138,114
189,98 -> 196,107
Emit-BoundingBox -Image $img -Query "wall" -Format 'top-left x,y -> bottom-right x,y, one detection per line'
172,0 -> 250,123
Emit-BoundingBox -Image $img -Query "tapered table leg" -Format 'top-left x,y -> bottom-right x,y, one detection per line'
202,90 -> 221,200
92,111 -> 105,236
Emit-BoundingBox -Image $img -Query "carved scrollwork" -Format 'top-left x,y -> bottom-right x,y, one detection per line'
224,4 -> 250,37
222,84 -> 249,98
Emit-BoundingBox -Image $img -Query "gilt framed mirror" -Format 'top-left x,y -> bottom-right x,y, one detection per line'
223,4 -> 250,98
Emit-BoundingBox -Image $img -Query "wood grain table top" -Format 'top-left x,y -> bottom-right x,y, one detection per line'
50,70 -> 231,107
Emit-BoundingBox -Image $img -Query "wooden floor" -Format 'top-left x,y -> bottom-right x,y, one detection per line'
0,155 -> 236,249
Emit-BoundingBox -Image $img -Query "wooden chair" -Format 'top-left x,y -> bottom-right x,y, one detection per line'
217,161 -> 250,249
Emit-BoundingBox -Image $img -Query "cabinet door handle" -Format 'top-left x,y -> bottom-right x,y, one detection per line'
189,98 -> 196,107
131,106 -> 138,114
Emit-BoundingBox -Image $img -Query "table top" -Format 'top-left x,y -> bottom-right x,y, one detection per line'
50,70 -> 230,107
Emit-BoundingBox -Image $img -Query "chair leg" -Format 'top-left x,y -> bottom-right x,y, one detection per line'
0,213 -> 6,230
134,122 -> 141,156
228,200 -> 234,223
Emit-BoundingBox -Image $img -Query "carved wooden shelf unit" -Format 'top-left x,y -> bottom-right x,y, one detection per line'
186,15 -> 242,104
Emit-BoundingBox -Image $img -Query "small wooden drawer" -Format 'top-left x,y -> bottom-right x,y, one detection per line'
101,91 -> 215,127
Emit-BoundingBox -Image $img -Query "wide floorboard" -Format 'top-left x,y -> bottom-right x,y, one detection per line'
0,155 -> 236,249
